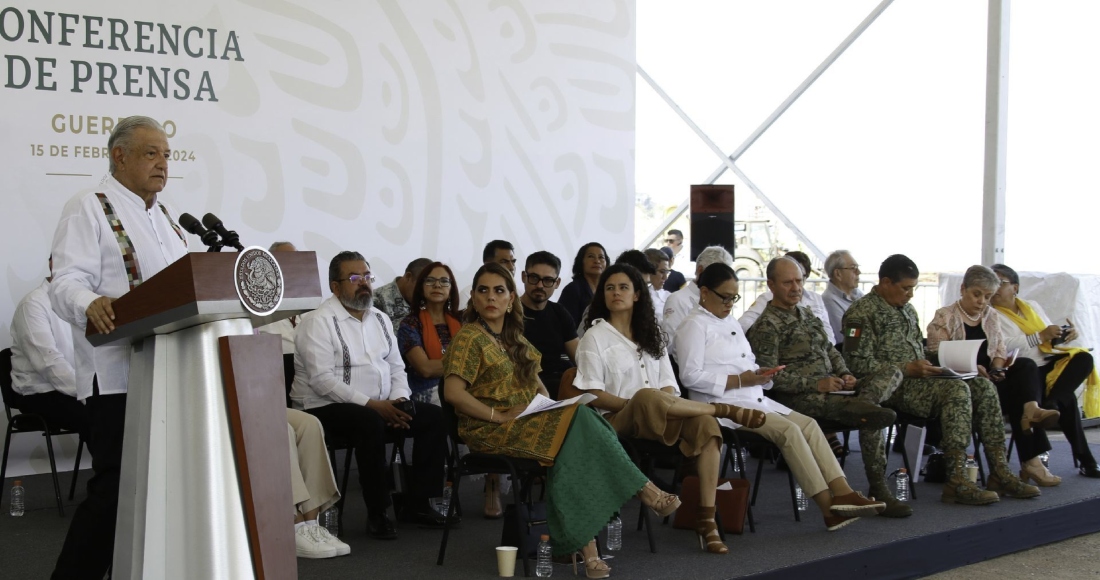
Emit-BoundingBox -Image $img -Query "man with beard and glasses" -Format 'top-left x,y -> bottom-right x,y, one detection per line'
520,251 -> 579,399
291,251 -> 448,540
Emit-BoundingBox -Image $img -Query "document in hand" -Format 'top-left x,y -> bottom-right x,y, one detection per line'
516,393 -> 598,419
932,339 -> 983,379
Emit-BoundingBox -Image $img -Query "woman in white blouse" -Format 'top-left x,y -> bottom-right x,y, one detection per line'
677,263 -> 885,531
990,264 -> 1100,479
575,264 -> 766,555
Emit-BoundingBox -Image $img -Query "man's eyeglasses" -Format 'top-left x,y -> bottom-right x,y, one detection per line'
711,290 -> 741,305
423,277 -> 451,287
837,265 -> 860,271
664,238 -> 680,245
338,274 -> 375,284
525,273 -> 559,287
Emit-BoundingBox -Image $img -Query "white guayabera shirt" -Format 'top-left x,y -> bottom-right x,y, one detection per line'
49,175 -> 187,400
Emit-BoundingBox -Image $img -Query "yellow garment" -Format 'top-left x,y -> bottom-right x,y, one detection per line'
995,298 -> 1100,418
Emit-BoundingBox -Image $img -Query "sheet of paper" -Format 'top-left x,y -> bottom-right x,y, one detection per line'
936,339 -> 985,375
515,393 -> 597,419
716,481 -> 733,491
827,390 -> 856,396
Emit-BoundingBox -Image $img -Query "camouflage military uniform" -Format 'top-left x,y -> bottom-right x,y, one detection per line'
746,302 -> 896,490
842,288 -> 1038,503
373,280 -> 411,334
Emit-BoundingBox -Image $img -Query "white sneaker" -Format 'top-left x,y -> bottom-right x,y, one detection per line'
311,525 -> 351,556
296,525 -> 337,559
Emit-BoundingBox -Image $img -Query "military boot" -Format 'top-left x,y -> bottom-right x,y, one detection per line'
868,478 -> 913,518
941,450 -> 1000,506
985,448 -> 1041,499
836,401 -> 896,430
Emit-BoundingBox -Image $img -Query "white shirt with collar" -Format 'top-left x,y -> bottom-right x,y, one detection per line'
10,279 -> 77,397
649,286 -> 670,322
291,295 -> 411,410
49,175 -> 188,400
257,316 -> 299,355
660,281 -> 700,359
676,306 -> 791,429
574,318 -> 678,410
738,289 -> 834,342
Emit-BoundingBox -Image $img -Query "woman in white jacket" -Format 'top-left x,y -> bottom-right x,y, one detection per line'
990,264 -> 1100,479
676,263 -> 884,531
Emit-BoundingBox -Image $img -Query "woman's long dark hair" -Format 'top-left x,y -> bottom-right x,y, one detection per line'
462,263 -> 538,387
410,262 -> 461,319
585,264 -> 665,360
570,242 -> 607,280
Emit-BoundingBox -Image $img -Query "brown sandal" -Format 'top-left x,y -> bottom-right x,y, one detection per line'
695,506 -> 728,554
639,482 -> 681,518
712,403 -> 766,428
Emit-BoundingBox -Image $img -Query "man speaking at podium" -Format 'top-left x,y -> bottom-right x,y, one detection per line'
48,116 -> 189,579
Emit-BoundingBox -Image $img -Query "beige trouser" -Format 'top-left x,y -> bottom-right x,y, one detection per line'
737,410 -> 844,497
287,409 -> 340,516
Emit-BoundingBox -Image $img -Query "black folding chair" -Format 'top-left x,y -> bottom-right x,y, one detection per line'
437,389 -> 545,577
0,348 -> 85,516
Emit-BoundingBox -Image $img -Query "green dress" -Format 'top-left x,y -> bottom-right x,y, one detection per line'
443,323 -> 649,555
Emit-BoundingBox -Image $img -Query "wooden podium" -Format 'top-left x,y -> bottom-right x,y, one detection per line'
89,252 -> 322,580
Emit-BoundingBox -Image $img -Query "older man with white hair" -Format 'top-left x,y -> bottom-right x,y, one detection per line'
48,116 -> 189,578
660,245 -> 734,359
821,250 -> 864,346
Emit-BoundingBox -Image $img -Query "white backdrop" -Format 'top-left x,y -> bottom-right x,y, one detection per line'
0,0 -> 636,476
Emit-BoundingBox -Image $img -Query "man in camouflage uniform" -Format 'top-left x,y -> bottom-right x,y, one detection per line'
842,254 -> 1039,505
748,257 -> 909,517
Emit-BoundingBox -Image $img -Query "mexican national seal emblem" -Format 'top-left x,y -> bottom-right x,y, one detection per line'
234,246 -> 284,316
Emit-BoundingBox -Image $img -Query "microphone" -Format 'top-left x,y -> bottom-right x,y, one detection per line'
178,213 -> 221,249
201,213 -> 244,251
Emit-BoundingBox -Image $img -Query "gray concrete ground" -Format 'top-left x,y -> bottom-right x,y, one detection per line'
926,533 -> 1100,579
927,427 -> 1100,579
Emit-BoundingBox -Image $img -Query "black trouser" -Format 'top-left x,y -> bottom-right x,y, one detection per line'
1042,352 -> 1097,468
996,357 -> 1051,462
307,401 -> 445,513
52,380 -> 126,580
16,391 -> 91,450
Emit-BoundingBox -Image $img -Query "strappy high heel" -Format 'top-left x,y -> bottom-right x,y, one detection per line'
572,541 -> 610,578
695,506 -> 728,554
638,481 -> 681,518
711,403 -> 766,428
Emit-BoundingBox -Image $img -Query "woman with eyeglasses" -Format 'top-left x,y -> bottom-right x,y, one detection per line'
677,262 -> 884,532
989,263 -> 1100,479
574,263 -> 767,555
927,265 -> 1059,490
443,263 -> 681,578
558,242 -> 608,328
644,248 -> 672,321
397,262 -> 461,406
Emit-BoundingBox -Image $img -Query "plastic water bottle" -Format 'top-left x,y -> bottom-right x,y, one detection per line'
9,480 -> 24,517
794,482 -> 808,511
1039,451 -> 1050,468
535,534 -> 553,577
895,468 -> 910,502
438,481 -> 453,518
320,507 -> 339,536
965,455 -> 979,483
606,515 -> 622,551
391,453 -> 405,493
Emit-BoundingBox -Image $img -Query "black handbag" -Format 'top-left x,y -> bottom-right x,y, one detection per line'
501,502 -> 549,557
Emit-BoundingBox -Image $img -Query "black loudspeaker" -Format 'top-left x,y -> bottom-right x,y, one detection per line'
690,184 -> 734,261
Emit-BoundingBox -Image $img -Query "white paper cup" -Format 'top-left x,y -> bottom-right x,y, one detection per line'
496,546 -> 518,577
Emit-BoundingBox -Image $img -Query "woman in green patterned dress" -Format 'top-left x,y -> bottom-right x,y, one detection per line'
443,263 -> 680,579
